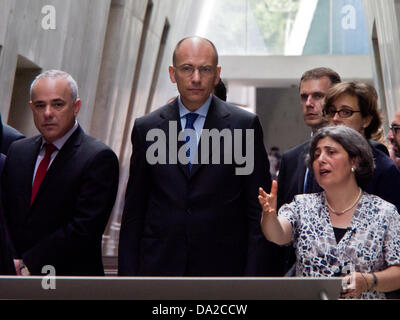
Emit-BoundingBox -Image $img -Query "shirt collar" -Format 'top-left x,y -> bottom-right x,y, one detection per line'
178,95 -> 211,119
41,120 -> 79,150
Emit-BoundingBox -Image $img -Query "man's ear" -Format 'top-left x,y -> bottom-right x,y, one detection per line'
169,65 -> 176,84
214,65 -> 222,86
73,98 -> 81,116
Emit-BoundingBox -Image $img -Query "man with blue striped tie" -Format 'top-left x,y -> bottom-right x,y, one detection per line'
119,36 -> 273,276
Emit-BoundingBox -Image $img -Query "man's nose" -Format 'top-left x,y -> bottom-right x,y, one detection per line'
388,129 -> 394,142
44,105 -> 53,117
191,68 -> 201,82
306,96 -> 314,107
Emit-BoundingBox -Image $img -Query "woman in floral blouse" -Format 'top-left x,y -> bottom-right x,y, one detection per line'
259,125 -> 400,299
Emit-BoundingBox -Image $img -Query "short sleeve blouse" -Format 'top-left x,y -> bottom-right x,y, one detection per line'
279,192 -> 400,299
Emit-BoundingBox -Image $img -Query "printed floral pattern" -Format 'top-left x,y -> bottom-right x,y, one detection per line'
279,192 -> 400,299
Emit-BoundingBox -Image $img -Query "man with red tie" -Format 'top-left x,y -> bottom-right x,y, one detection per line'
2,70 -> 119,276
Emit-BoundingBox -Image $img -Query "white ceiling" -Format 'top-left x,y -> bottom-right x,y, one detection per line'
220,54 -> 373,88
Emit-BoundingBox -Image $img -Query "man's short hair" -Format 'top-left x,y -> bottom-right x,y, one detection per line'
300,67 -> 341,86
30,70 -> 79,102
172,36 -> 219,66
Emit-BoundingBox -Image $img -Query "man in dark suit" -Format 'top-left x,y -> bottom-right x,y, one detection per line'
0,114 -> 25,156
277,67 -> 341,210
118,36 -> 272,276
278,70 -> 400,277
387,109 -> 400,168
0,194 -> 15,275
2,70 -> 119,276
276,68 -> 341,275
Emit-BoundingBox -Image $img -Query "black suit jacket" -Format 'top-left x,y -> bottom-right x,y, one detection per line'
365,147 -> 400,212
277,140 -> 312,210
1,124 -> 25,155
118,96 -> 273,276
0,194 -> 15,275
0,114 -> 25,155
2,126 -> 119,276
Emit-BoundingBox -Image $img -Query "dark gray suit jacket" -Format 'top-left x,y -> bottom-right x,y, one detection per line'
118,96 -> 274,276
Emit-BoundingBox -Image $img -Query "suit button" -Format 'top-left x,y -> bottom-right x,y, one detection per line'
186,209 -> 191,214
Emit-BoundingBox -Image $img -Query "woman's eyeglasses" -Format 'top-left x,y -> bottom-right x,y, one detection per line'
324,108 -> 361,118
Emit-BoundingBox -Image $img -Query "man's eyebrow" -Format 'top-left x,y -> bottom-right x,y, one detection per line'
32,100 -> 46,104
32,98 -> 66,104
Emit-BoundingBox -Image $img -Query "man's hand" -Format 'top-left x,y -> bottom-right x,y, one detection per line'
14,259 -> 30,276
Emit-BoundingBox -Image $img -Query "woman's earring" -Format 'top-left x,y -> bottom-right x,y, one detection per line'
351,167 -> 355,173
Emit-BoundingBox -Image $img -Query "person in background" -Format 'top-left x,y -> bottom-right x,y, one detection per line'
0,113 -> 24,275
268,146 -> 281,180
277,67 -> 341,211
214,78 -> 227,101
276,67 -> 341,275
0,114 -> 25,175
0,193 -> 15,274
0,114 -> 25,156
387,109 -> 400,168
259,125 -> 400,299
323,81 -> 400,212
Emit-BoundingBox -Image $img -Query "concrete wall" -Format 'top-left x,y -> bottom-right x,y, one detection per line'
256,87 -> 310,154
0,0 -> 111,134
363,0 -> 400,126
98,0 -> 204,255
0,0 -> 203,256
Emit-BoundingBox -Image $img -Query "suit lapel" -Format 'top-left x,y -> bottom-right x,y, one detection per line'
22,136 -> 42,208
31,126 -> 83,205
297,141 -> 310,193
190,97 -> 231,177
157,102 -> 190,178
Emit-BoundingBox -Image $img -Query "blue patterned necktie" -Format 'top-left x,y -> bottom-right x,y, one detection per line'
185,113 -> 199,171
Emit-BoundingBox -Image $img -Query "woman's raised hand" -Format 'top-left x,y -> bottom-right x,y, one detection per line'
258,180 -> 278,216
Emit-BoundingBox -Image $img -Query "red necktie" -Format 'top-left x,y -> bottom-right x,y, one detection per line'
31,143 -> 57,205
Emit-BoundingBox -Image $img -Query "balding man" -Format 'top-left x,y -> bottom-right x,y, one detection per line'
387,109 -> 400,168
2,70 -> 119,276
118,36 -> 272,276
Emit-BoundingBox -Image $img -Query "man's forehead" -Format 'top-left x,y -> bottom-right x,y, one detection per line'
300,77 -> 331,92
393,110 -> 400,123
31,77 -> 71,100
175,39 -> 216,64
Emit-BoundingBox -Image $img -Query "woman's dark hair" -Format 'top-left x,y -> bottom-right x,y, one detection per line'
306,125 -> 374,187
323,81 -> 382,139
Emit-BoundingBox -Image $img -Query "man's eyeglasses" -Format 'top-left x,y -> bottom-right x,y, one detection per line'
174,64 -> 215,77
390,125 -> 400,134
324,108 -> 361,118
